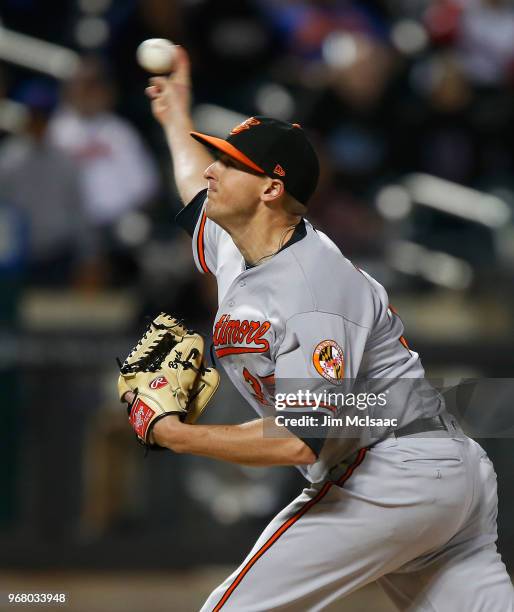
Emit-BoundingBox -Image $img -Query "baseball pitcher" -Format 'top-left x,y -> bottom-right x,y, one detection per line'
119,47 -> 513,611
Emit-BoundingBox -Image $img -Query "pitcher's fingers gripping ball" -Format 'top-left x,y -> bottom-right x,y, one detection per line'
117,313 -> 220,448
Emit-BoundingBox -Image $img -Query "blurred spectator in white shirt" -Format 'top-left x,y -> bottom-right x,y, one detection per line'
48,57 -> 159,229
456,0 -> 514,86
0,79 -> 96,287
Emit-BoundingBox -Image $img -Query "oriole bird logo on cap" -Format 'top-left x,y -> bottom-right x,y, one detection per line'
231,117 -> 261,135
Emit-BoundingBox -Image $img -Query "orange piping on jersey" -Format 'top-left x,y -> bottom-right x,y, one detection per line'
399,336 -> 409,349
197,211 -> 211,274
212,447 -> 368,611
388,304 -> 410,349
215,346 -> 268,358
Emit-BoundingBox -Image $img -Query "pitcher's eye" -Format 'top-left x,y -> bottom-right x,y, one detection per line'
221,156 -> 235,168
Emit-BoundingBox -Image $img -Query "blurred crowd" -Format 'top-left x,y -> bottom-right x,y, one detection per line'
0,0 -> 514,323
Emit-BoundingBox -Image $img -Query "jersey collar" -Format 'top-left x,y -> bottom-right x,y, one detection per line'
244,218 -> 306,270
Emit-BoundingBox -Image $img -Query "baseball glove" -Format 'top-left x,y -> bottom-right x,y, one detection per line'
118,313 -> 220,447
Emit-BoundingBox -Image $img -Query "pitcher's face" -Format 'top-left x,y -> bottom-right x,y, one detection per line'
203,154 -> 267,230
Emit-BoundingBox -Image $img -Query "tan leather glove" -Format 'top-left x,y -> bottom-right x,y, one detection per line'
118,313 -> 220,447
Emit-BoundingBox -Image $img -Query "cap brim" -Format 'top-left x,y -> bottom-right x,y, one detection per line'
190,131 -> 265,174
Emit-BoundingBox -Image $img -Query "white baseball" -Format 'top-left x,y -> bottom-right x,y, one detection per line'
136,38 -> 177,74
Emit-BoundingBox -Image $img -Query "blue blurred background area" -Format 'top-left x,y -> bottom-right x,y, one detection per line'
0,1 -> 513,609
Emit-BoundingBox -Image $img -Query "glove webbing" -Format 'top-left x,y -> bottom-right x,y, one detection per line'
120,317 -> 188,374
120,333 -> 178,373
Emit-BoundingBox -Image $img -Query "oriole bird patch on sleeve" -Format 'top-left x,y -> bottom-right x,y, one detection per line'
313,340 -> 344,384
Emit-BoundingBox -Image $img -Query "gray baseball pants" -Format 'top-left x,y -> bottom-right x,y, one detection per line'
201,435 -> 514,611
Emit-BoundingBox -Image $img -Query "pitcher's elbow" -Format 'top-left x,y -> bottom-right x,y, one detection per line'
295,441 -> 317,465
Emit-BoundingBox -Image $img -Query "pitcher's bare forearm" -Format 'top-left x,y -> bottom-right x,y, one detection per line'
145,47 -> 214,204
153,416 -> 316,467
164,114 -> 214,204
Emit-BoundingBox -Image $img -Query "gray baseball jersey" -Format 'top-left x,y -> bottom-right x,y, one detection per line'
178,190 -> 442,482
176,190 -> 513,611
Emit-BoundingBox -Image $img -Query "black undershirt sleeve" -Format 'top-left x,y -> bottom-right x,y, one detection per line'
175,189 -> 207,237
283,412 -> 328,458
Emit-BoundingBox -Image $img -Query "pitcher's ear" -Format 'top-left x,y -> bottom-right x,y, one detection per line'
262,179 -> 284,202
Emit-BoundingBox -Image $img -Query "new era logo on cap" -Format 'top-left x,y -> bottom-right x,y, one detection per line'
190,116 -> 319,205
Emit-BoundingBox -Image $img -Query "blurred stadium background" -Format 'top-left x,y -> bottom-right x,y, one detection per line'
0,0 -> 513,610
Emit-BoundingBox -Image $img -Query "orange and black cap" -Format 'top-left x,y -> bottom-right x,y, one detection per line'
191,116 -> 319,206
